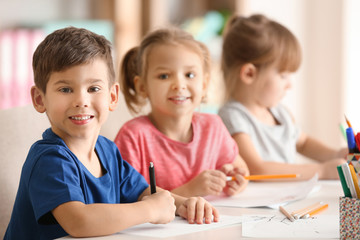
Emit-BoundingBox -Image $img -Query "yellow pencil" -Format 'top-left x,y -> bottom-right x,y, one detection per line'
245,174 -> 299,181
291,201 -> 323,219
345,114 -> 353,128
226,174 -> 299,181
301,204 -> 328,219
345,114 -> 356,137
349,164 -> 360,199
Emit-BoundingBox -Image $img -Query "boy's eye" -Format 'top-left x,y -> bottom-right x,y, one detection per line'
159,74 -> 169,80
59,87 -> 72,93
186,72 -> 195,79
88,86 -> 101,92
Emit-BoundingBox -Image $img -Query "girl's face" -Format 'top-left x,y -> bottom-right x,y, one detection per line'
254,65 -> 292,108
143,43 -> 207,119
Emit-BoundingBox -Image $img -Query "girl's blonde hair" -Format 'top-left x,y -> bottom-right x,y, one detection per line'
120,27 -> 211,114
221,14 -> 302,99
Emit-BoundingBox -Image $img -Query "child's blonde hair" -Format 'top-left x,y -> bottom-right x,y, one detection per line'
120,27 -> 211,114
221,14 -> 302,99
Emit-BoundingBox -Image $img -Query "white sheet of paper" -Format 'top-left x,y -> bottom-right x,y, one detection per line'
206,175 -> 318,208
118,215 -> 242,238
241,214 -> 339,238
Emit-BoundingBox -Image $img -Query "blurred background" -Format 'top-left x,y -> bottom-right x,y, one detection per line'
1,0 -> 359,154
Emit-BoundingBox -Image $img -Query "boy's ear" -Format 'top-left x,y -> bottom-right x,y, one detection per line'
109,83 -> 120,111
240,63 -> 257,85
30,86 -> 46,113
134,76 -> 147,98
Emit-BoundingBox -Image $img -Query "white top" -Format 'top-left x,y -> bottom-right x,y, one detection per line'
218,100 -> 300,163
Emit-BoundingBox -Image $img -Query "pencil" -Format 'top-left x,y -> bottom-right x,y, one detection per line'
279,206 -> 295,222
291,201 -> 323,219
149,162 -> 156,194
345,114 -> 353,128
226,174 -> 300,181
345,114 -> 356,137
245,174 -> 299,181
301,203 -> 328,219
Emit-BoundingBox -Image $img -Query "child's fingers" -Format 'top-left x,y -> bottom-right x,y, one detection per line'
234,167 -> 247,176
220,163 -> 234,175
204,202 -> 215,224
185,198 -> 196,224
195,198 -> 205,224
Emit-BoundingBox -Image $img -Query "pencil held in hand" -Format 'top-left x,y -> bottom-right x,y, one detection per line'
149,162 -> 156,194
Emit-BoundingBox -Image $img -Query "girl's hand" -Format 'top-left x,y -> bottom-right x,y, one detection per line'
336,147 -> 348,159
319,158 -> 347,179
142,191 -> 176,224
176,197 -> 219,224
220,163 -> 248,196
184,170 -> 227,196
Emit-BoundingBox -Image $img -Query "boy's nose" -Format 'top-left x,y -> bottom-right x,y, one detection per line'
73,92 -> 89,107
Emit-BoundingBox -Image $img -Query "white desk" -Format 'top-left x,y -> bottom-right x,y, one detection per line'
61,180 -> 342,240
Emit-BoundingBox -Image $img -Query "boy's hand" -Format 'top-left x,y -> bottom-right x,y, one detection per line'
176,197 -> 219,224
220,163 -> 248,196
142,191 -> 176,224
185,170 -> 227,196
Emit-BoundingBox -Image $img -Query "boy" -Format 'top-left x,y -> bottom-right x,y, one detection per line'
4,27 -> 218,240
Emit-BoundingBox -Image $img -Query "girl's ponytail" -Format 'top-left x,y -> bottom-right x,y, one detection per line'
120,47 -> 144,114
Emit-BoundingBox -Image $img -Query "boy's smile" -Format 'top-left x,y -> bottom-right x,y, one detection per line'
69,114 -> 94,125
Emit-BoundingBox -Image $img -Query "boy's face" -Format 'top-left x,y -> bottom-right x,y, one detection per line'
31,58 -> 119,142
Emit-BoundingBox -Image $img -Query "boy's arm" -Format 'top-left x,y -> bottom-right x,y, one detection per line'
233,132 -> 344,180
52,186 -> 175,238
296,132 -> 348,162
173,194 -> 219,224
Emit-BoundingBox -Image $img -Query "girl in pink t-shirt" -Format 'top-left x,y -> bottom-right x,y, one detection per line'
114,27 -> 249,197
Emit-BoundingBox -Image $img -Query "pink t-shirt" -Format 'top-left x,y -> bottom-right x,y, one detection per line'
114,113 -> 239,191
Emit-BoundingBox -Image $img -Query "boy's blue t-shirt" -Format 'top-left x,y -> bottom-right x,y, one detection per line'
4,128 -> 149,240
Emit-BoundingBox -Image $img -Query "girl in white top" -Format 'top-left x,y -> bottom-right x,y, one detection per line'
218,14 -> 347,180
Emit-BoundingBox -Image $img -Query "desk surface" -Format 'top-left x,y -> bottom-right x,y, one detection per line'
61,180 -> 342,240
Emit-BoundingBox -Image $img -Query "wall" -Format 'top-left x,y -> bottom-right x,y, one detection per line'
344,0 -> 360,131
0,0 -> 91,28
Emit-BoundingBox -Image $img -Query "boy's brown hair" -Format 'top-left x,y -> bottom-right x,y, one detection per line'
32,27 -> 115,93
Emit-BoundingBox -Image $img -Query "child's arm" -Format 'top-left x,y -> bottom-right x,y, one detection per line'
296,132 -> 348,162
170,156 -> 249,197
233,132 -> 345,180
220,155 -> 249,196
139,187 -> 219,224
170,169 -> 228,197
52,187 -> 176,237
172,194 -> 219,224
